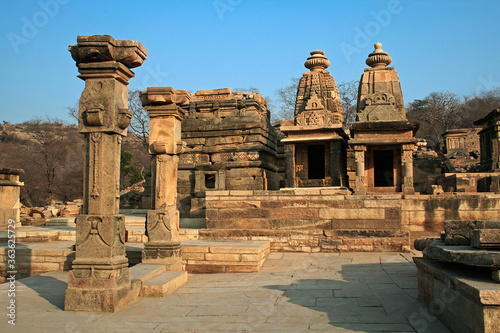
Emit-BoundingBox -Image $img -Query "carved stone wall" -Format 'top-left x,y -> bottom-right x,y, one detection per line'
177,88 -> 281,218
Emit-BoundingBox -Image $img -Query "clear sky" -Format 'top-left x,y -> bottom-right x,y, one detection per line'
1,0 -> 499,124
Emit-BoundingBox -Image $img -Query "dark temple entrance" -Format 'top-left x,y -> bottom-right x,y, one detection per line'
373,150 -> 394,187
308,145 -> 325,179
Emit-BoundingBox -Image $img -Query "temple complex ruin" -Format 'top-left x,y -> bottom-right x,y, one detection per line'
0,34 -> 499,332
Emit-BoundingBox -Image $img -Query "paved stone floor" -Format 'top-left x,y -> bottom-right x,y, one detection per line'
0,252 -> 450,333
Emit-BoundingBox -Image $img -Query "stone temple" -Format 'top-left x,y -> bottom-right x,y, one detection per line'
1,35 -> 500,332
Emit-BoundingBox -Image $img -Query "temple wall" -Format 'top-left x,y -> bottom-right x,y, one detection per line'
204,190 -> 500,252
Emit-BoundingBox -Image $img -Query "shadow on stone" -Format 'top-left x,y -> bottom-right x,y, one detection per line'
264,261 -> 449,332
21,274 -> 67,310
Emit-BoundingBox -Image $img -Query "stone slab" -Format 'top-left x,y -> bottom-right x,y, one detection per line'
472,229 -> 500,249
423,240 -> 500,271
142,271 -> 188,297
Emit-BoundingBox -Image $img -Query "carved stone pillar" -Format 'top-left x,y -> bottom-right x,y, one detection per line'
354,146 -> 367,195
284,144 -> 296,188
140,87 -> 190,268
0,168 -> 24,230
402,144 -> 415,195
65,35 -> 147,312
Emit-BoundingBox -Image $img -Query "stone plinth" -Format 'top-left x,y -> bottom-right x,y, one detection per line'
65,35 -> 147,312
415,257 -> 500,333
0,168 -> 24,230
140,87 -> 188,268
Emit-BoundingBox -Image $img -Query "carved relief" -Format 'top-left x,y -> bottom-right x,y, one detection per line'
90,133 -> 101,199
77,216 -> 111,249
358,92 -> 404,122
85,104 -> 104,126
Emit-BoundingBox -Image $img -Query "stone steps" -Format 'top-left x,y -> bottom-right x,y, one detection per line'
130,263 -> 188,298
142,271 -> 188,297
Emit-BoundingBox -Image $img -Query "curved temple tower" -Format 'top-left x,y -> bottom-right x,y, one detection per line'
349,43 -> 419,195
281,50 -> 348,188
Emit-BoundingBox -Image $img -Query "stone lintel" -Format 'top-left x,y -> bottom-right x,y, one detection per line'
281,135 -> 345,143
349,137 -> 419,145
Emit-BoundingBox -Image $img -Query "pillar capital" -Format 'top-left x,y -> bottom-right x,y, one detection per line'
70,36 -> 147,136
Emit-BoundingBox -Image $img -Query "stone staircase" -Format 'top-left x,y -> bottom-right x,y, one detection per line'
130,263 -> 188,298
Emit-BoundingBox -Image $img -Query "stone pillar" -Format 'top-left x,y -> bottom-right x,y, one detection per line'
65,35 -> 147,312
354,146 -> 367,195
330,141 -> 343,187
140,87 -> 190,268
284,144 -> 296,188
402,144 -> 415,195
0,168 -> 24,230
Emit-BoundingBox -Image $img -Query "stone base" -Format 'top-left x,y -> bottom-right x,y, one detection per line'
414,257 -> 500,333
65,260 -> 136,312
142,241 -> 182,269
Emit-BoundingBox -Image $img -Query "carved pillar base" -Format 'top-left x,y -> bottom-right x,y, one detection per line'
65,259 -> 133,312
142,209 -> 182,269
65,214 -> 134,312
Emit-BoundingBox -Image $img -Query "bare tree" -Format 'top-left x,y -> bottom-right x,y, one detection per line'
406,91 -> 463,148
67,102 -> 79,124
128,89 -> 149,149
274,78 -> 299,122
337,80 -> 358,129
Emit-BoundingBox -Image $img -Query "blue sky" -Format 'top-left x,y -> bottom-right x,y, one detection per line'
1,0 -> 499,124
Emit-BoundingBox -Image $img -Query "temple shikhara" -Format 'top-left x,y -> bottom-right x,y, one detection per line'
1,34 -> 500,333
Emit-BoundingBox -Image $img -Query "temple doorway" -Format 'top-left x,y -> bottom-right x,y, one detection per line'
373,150 -> 394,187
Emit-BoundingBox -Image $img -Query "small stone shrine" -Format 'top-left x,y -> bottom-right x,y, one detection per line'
140,87 -> 189,269
65,35 -> 147,312
281,50 -> 348,188
349,43 -> 419,194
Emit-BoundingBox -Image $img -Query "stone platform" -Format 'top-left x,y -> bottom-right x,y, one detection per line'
182,240 -> 270,273
414,257 -> 500,333
0,239 -> 271,281
0,252 -> 450,332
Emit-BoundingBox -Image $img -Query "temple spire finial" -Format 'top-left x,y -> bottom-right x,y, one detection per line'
304,50 -> 330,72
366,42 -> 392,68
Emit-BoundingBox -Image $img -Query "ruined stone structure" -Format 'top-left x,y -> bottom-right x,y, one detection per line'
0,168 -> 24,230
475,109 -> 500,172
349,43 -> 419,195
442,128 -> 480,155
140,87 -> 189,268
177,88 -> 281,218
281,51 -> 348,188
65,35 -> 147,312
